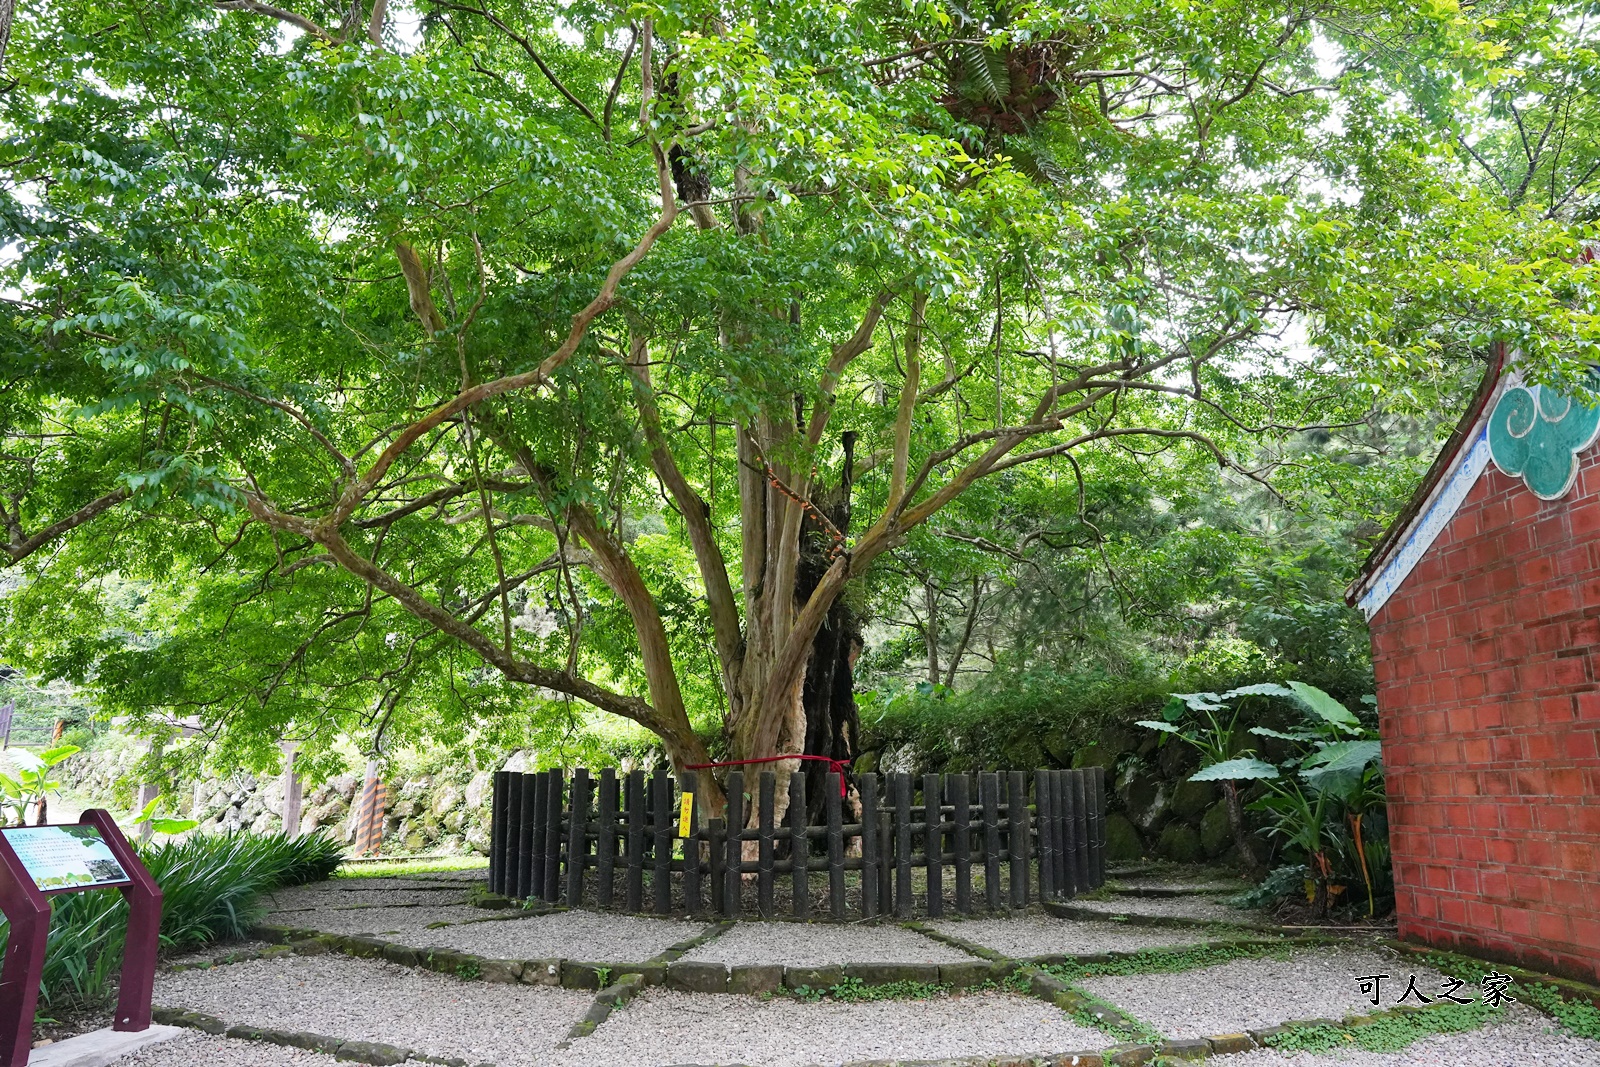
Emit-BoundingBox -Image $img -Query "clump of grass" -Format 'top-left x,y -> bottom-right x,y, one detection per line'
335,855 -> 486,879
788,977 -> 951,1003
1264,1001 -> 1500,1054
1042,939 -> 1289,981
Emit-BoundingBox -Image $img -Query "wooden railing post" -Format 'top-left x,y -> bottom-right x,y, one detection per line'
980,772 -> 1000,912
757,772 -> 776,919
858,773 -> 879,919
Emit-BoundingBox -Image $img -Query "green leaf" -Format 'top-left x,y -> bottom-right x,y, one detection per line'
1190,758 -> 1281,782
1135,720 -> 1181,734
1299,740 -> 1383,797
1249,726 -> 1310,741
1220,682 -> 1297,700
1287,682 -> 1359,730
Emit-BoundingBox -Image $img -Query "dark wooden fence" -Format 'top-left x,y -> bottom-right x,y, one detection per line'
486,767 -> 1105,919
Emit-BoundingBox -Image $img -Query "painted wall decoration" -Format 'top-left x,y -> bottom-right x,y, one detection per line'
1487,381 -> 1600,500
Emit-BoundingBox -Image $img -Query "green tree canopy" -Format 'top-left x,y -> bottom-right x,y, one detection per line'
2,0 -> 1596,801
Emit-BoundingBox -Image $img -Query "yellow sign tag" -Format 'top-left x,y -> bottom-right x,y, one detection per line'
678,792 -> 694,838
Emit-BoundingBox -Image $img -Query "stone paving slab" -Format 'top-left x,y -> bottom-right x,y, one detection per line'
927,914 -> 1225,958
543,988 -> 1107,1067
264,904 -> 493,935
266,889 -> 471,912
117,1032 -> 341,1066
154,954 -> 591,1065
1077,946 -> 1446,1040
415,908 -> 700,963
679,922 -> 974,966
1069,896 -> 1260,924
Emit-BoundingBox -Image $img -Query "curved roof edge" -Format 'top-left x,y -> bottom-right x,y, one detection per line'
1344,343 -> 1508,620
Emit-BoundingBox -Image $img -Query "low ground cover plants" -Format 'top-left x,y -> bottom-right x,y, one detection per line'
22,830 -> 343,1010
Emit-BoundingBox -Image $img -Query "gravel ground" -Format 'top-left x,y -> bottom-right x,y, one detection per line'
545,988 -> 1107,1067
679,921 -> 975,965
119,1032 -> 343,1065
1212,1011 -> 1600,1067
1070,895 -> 1261,923
415,908 -> 700,962
927,914 -> 1223,957
154,955 -> 591,1065
1114,878 -> 1248,893
264,903 -> 494,935
1078,946 -> 1444,1039
264,887 -> 471,910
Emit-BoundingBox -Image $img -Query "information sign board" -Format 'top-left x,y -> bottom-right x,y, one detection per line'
0,825 -> 132,892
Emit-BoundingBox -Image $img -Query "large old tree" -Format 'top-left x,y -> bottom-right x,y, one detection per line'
3,0 -> 1597,798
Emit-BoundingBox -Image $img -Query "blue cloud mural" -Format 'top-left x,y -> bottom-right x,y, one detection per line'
1487,381 -> 1600,500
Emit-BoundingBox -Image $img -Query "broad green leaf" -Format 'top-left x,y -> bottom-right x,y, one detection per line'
1190,758 -> 1281,781
1288,682 -> 1359,730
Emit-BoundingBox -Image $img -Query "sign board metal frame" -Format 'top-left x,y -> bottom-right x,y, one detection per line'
0,810 -> 161,1066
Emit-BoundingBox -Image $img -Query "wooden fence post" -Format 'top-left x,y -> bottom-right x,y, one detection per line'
923,773 -> 943,918
1070,769 -> 1090,896
859,773 -> 879,919
597,768 -> 618,908
826,772 -> 845,920
625,769 -> 645,912
1008,770 -> 1028,907
489,771 -> 510,895
543,771 -> 563,902
506,772 -> 526,899
652,771 -> 673,915
567,768 -> 590,906
519,771 -> 540,901
893,772 -> 912,918
1035,770 -> 1055,900
950,774 -> 971,915
789,772 -> 809,918
757,772 -> 776,919
682,771 -> 701,918
723,771 -> 744,918
980,772 -> 1000,911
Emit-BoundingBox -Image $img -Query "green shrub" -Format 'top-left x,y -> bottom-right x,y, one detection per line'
6,831 -> 344,1008
859,669 -> 1172,772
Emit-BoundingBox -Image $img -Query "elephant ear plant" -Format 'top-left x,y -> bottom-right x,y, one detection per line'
1245,683 -> 1385,917
1141,682 -> 1386,917
1135,684 -> 1292,880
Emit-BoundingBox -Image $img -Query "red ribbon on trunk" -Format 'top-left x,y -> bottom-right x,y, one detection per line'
684,754 -> 851,797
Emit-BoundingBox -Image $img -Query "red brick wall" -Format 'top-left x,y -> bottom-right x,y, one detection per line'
1370,448 -> 1600,983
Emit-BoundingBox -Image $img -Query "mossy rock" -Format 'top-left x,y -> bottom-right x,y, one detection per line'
1119,774 -> 1169,831
1103,813 -> 1144,863
1071,744 -> 1110,769
1155,821 -> 1203,863
1044,731 -> 1076,765
1200,800 -> 1232,857
1001,736 -> 1046,769
1098,726 -> 1139,761
1171,778 -> 1218,818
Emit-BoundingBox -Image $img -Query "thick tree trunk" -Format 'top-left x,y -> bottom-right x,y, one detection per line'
795,433 -> 862,820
